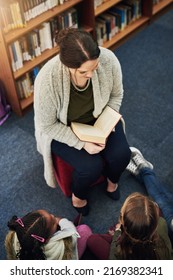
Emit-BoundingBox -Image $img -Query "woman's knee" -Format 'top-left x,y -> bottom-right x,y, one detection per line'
106,144 -> 131,167
120,144 -> 131,164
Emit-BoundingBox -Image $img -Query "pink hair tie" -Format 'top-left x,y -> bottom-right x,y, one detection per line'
31,234 -> 45,243
16,218 -> 24,227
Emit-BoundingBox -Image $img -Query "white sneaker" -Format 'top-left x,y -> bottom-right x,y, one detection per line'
130,147 -> 153,170
126,159 -> 139,176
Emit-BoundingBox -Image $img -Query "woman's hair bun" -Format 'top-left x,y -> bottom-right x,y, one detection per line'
55,28 -> 77,46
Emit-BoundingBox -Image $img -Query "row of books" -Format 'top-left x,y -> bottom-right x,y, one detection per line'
16,66 -> 41,99
9,8 -> 78,72
96,0 -> 142,46
0,0 -> 70,33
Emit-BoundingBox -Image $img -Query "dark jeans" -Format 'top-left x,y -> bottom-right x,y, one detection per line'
51,120 -> 131,199
137,168 -> 173,236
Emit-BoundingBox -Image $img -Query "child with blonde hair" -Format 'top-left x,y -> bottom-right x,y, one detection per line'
5,210 -> 92,260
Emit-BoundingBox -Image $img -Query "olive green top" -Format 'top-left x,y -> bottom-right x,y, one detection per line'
109,217 -> 173,260
67,81 -> 95,125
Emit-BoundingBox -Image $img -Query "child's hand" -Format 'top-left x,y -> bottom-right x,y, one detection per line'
108,223 -> 121,236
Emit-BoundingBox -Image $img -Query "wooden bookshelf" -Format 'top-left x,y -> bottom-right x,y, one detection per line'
0,0 -> 172,116
21,94 -> 33,110
95,0 -> 122,16
13,47 -> 59,79
152,0 -> 173,15
103,16 -> 149,49
0,0 -> 86,116
4,0 -> 83,44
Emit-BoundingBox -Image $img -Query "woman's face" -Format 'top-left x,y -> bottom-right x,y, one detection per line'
69,58 -> 99,80
37,209 -> 60,237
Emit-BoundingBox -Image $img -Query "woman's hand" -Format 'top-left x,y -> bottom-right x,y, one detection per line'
83,142 -> 105,154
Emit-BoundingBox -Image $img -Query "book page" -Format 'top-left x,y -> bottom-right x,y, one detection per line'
71,106 -> 122,144
94,106 -> 122,136
71,122 -> 106,144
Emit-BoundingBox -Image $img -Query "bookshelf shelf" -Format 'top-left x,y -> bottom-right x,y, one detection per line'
103,16 -> 149,49
152,0 -> 173,15
0,0 -> 172,116
95,0 -> 122,16
4,0 -> 83,44
21,94 -> 33,110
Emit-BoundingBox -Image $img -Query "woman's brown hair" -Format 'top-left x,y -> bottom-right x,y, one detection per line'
55,28 -> 100,68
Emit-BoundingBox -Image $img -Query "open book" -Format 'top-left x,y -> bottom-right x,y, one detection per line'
71,106 -> 122,144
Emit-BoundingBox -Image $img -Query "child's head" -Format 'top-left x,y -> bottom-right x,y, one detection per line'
118,192 -> 161,259
120,192 -> 159,242
7,210 -> 59,259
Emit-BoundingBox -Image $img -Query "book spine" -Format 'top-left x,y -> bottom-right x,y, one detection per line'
8,45 -> 17,72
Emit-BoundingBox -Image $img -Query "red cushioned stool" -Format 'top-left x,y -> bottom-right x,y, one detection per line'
52,153 -> 105,197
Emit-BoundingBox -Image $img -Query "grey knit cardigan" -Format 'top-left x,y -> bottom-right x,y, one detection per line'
34,47 -> 124,187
